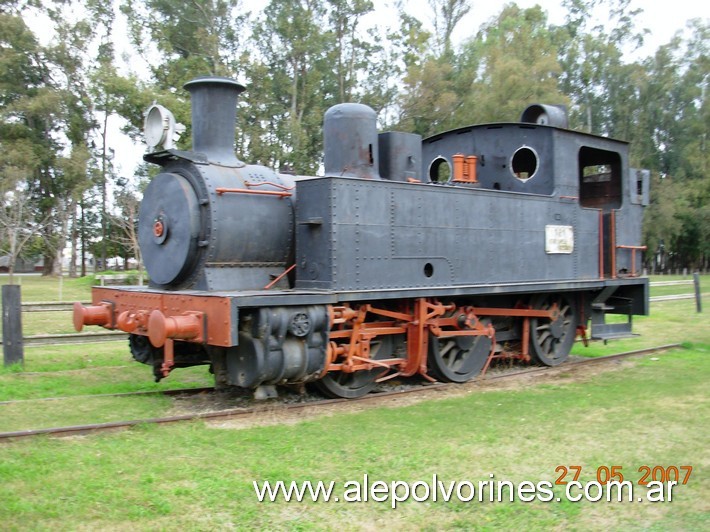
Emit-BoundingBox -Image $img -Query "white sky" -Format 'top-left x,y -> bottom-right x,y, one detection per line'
446,0 -> 708,59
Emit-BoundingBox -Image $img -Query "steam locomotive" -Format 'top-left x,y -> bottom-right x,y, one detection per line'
73,76 -> 649,398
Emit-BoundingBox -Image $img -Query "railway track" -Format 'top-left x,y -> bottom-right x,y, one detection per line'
0,344 -> 681,442
0,386 -> 216,406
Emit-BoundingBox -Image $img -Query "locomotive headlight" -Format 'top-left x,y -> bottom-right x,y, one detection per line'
144,103 -> 185,151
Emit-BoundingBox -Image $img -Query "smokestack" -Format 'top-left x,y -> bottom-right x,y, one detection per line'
183,76 -> 246,166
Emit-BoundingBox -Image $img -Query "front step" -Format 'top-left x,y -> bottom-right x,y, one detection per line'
591,321 -> 639,341
590,290 -> 637,340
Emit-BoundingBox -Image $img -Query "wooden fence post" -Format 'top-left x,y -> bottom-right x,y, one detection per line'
2,284 -> 24,367
693,272 -> 702,313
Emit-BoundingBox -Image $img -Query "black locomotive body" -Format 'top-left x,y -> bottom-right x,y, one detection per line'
74,77 -> 649,398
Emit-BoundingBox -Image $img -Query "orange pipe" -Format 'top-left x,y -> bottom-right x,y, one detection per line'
244,181 -> 295,191
215,187 -> 291,198
452,154 -> 465,182
466,156 -> 478,183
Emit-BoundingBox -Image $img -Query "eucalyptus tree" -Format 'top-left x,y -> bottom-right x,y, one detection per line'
248,0 -> 384,173
638,21 -> 710,270
556,0 -> 647,135
121,0 -> 251,165
427,0 -> 470,57
0,1 -> 95,276
246,0 -> 331,172
396,4 -> 565,136
457,4 -> 566,126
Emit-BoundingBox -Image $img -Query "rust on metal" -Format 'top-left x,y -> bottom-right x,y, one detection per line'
466,156 -> 478,183
153,220 -> 164,237
472,306 -> 557,319
576,324 -> 589,347
611,210 -> 617,279
162,338 -> 175,377
325,298 -> 497,382
85,288 -> 235,347
116,309 -> 149,333
599,210 -> 604,279
452,153 -> 465,181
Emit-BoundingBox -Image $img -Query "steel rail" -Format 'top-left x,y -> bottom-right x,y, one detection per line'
0,344 -> 682,442
0,331 -> 128,347
0,386 -> 216,406
22,302 -> 90,312
649,294 -> 704,302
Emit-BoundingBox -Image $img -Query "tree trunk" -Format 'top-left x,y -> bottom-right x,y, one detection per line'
69,203 -> 78,277
101,110 -> 109,272
52,199 -> 71,277
80,200 -> 87,277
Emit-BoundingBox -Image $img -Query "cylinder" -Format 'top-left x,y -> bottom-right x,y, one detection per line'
183,76 -> 246,166
520,104 -> 569,128
452,154 -> 465,181
324,103 -> 380,179
466,156 -> 478,183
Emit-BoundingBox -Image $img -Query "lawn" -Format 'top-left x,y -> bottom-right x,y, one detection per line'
0,345 -> 707,529
0,273 -> 95,303
0,271 -> 707,528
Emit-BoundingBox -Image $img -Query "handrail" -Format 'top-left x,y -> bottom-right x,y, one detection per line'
215,187 -> 292,198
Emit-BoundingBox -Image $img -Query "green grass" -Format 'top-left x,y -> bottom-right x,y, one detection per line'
0,276 -> 707,528
0,341 -> 213,432
0,347 -> 707,529
3,342 -> 135,373
0,395 -> 174,433
0,273 -> 96,302
0,363 -> 212,403
571,297 -> 708,358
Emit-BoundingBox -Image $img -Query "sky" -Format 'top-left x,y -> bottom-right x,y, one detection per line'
446,0 -> 708,59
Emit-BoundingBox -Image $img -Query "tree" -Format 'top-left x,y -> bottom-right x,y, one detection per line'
0,182 -> 49,283
110,184 -> 143,277
396,4 -> 566,136
122,0 -> 249,81
1,3 -> 97,277
636,21 -> 710,270
458,4 -> 566,125
327,0 -> 375,102
428,0 -> 470,57
556,0 -> 647,135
